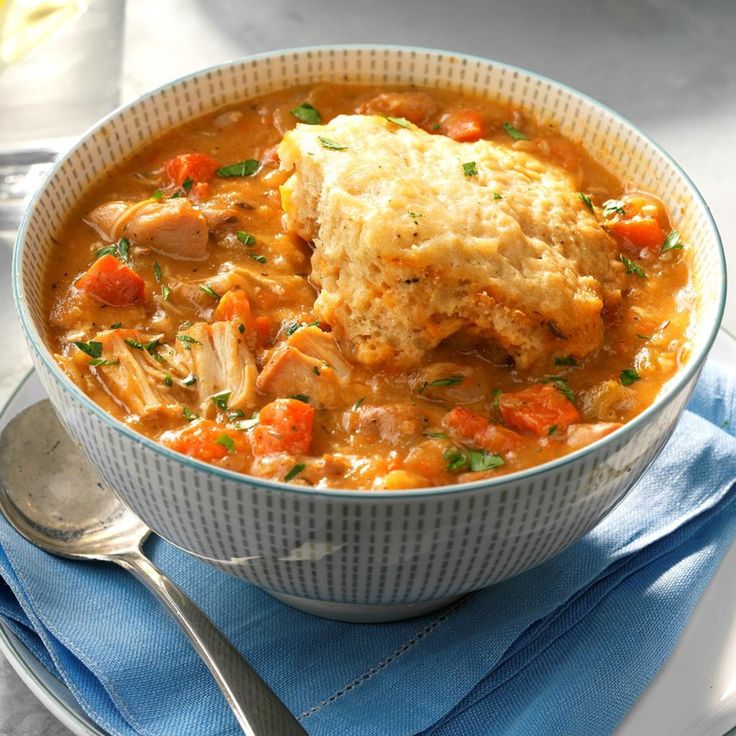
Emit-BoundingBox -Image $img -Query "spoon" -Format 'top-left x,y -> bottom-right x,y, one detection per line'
0,401 -> 307,736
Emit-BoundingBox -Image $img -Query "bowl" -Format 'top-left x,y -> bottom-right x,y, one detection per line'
13,46 -> 726,623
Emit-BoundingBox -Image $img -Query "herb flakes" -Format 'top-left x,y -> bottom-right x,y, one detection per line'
199,284 -> 221,301
503,122 -> 529,140
216,433 -> 236,453
384,115 -> 412,129
418,375 -> 465,394
211,391 -> 231,410
619,254 -> 647,278
284,463 -> 307,481
318,136 -> 348,151
578,192 -> 594,212
462,161 -> 478,177
74,340 -> 102,359
290,103 -> 322,125
236,230 -> 256,246
216,159 -> 260,178
620,369 -> 641,386
661,229 -> 685,253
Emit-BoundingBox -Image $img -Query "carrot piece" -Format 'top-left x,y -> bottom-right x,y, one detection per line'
251,398 -> 314,456
76,254 -> 145,307
440,110 -> 484,142
253,316 -> 272,344
213,289 -> 253,326
499,384 -> 581,437
162,420 -> 246,463
443,407 -> 489,439
443,406 -> 523,452
474,424 -> 524,453
164,153 -> 220,186
607,217 -> 664,251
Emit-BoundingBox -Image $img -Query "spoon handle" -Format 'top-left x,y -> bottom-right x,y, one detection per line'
115,550 -> 307,736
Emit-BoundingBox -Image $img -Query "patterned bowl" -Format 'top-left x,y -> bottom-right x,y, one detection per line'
13,47 -> 726,622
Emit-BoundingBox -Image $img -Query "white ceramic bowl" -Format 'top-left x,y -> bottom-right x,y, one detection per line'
13,46 -> 726,622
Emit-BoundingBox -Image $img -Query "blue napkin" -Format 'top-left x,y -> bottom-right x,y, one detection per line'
0,362 -> 735,736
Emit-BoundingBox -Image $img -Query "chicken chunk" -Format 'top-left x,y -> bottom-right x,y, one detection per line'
279,115 -> 625,370
87,329 -> 180,420
357,91 -> 437,127
180,321 -> 258,417
85,198 -> 209,261
344,403 -> 429,444
256,327 -> 351,409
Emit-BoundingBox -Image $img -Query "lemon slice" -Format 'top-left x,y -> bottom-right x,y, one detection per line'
0,0 -> 86,66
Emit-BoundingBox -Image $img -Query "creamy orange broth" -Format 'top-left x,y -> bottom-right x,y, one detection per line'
44,84 -> 691,490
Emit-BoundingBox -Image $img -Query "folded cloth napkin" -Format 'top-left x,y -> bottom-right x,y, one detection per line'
0,361 -> 735,736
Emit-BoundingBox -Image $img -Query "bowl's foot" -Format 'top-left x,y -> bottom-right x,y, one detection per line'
268,590 -> 463,623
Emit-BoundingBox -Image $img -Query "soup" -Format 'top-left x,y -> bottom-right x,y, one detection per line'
44,84 -> 691,490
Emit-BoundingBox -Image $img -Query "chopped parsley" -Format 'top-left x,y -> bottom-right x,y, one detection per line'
74,340 -> 102,359
318,136 -> 348,151
89,358 -> 119,367
288,394 -> 310,403
312,365 -> 321,376
547,320 -> 566,339
236,230 -> 256,246
431,122 -> 441,131
182,406 -> 198,421
503,121 -> 529,140
199,284 -> 221,300
620,369 -> 641,386
163,373 -> 173,386
462,161 -> 478,177
176,334 -> 201,347
95,244 -> 118,258
227,409 -> 246,419
542,376 -> 576,403
249,253 -> 267,264
182,177 -> 194,194
151,189 -> 164,200
578,192 -> 594,212
602,199 -> 627,217
284,463 -> 307,481
110,322 -> 122,329
548,424 -> 559,436
418,375 -> 465,394
425,431 -> 449,439
238,323 -> 245,334
555,355 -> 579,367
211,391 -> 231,410
161,284 -> 171,300
407,211 -> 423,219
290,103 -> 322,125
216,434 -> 236,453
619,254 -> 647,278
216,159 -> 260,178
117,237 -> 130,262
491,387 -> 502,412
443,446 -> 504,473
384,115 -> 412,129
353,397 -> 365,410
182,374 -> 197,386
153,262 -> 162,283
493,192 -> 503,200
661,229 -> 685,253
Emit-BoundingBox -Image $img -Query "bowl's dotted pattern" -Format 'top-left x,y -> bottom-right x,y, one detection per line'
16,48 -> 723,611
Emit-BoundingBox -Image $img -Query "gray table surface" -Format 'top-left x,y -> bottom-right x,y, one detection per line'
0,0 -> 734,734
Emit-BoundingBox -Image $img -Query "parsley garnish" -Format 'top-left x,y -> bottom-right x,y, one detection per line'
462,161 -> 478,177
407,211 -> 423,219
227,409 -> 246,419
443,447 -> 504,473
117,237 -> 130,262
182,177 -> 194,194
602,199 -> 626,217
491,388 -> 502,412
493,192 -> 503,200
290,103 -> 322,125
503,122 -> 529,140
284,463 -> 307,481
619,254 -> 647,278
238,323 -> 245,334
353,397 -> 365,410
199,284 -> 221,300
661,229 -> 685,253
236,230 -> 256,246
74,340 -> 102,359
95,245 -> 118,258
216,434 -> 235,453
418,375 -> 465,394
216,159 -> 260,178
164,374 -> 173,386
318,136 -> 348,151
182,406 -> 198,421
384,115 -> 412,129
312,365 -> 320,376
151,189 -> 164,200
288,394 -> 310,403
620,369 -> 640,386
249,253 -> 267,264
542,376 -> 576,403
182,374 -> 197,386
555,355 -> 579,367
89,358 -> 119,367
578,193 -> 594,212
110,322 -> 122,329
548,424 -> 558,436
161,284 -> 171,300
153,262 -> 162,283
176,334 -> 201,346
425,431 -> 449,439
211,391 -> 231,410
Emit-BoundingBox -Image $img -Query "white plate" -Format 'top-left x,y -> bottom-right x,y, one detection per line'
1,328 -> 736,736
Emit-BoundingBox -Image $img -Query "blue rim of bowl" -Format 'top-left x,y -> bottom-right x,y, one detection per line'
12,44 -> 727,500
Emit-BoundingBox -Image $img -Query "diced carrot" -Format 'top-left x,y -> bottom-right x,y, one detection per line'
443,407 -> 489,438
499,384 -> 581,437
164,153 -> 221,186
76,254 -> 145,307
440,110 -> 484,142
253,316 -> 272,344
251,398 -> 314,455
474,424 -> 524,453
213,289 -> 253,326
443,406 -> 524,453
607,217 -> 664,251
605,192 -> 668,251
162,420 -> 246,463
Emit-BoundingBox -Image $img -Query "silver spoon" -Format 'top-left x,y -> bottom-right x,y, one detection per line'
0,400 -> 307,736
